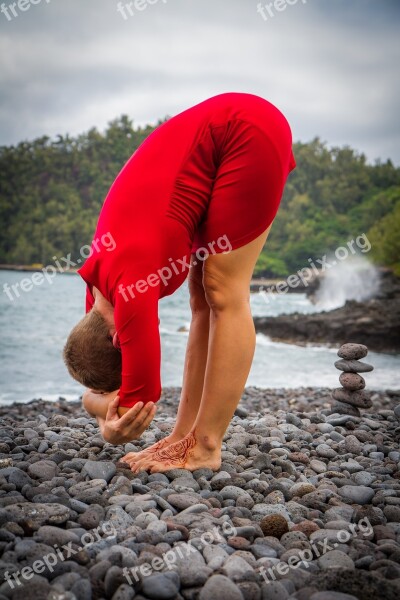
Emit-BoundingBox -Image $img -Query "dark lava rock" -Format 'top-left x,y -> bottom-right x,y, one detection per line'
310,568 -> 399,600
260,514 -> 289,539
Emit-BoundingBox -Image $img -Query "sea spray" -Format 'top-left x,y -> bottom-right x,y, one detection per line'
314,255 -> 380,310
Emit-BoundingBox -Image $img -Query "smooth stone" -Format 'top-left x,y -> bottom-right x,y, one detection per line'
199,575 -> 244,600
351,471 -> 376,486
82,460 -> 116,483
251,543 -> 278,559
331,388 -> 372,408
310,459 -> 327,474
223,554 -> 254,580
394,405 -> 400,422
361,418 -> 382,430
338,485 -> 374,505
70,579 -> 92,600
141,572 -> 180,600
203,544 -> 230,569
168,543 -> 206,570
316,445 -> 337,459
326,415 -> 361,426
171,476 -> 200,492
339,372 -> 365,391
167,493 -> 203,510
34,525 -> 80,546
388,451 -> 400,461
178,564 -> 212,587
317,549 -> 355,570
334,359 -> 373,373
337,343 -> 368,360
317,423 -> 334,433
8,468 -> 34,489
178,503 -> 209,515
260,581 -> 290,599
27,460 -> 58,480
369,451 -> 384,460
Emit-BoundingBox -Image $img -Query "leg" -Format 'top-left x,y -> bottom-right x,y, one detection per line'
132,222 -> 273,472
172,255 -> 211,436
121,255 -> 210,465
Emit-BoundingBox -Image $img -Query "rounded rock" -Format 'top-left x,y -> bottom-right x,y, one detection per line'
339,372 -> 365,391
337,343 -> 368,360
82,460 -> 116,483
142,572 -> 180,600
27,460 -> 58,480
331,388 -> 372,408
199,575 -> 243,600
344,435 -> 362,454
317,549 -> 355,570
334,359 -> 373,373
337,485 -> 374,505
260,514 -> 289,539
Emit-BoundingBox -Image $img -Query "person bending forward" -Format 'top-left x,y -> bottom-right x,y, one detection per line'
63,92 -> 296,473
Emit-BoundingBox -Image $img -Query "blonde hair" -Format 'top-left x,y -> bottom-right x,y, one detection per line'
63,310 -> 121,392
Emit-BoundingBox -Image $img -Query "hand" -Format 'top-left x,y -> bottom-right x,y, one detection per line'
102,396 -> 157,445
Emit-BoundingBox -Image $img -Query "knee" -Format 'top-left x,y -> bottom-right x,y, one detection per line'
203,269 -> 249,313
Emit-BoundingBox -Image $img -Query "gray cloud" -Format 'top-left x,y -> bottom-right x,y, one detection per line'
0,0 -> 399,164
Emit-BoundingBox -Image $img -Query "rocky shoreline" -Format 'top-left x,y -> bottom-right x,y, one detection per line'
1,386 -> 400,600
253,269 -> 400,354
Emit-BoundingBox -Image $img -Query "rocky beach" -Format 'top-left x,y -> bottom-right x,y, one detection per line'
1,370 -> 400,599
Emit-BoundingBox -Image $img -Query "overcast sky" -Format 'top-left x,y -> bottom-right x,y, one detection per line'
0,0 -> 399,164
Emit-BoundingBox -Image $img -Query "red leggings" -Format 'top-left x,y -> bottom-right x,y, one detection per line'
78,92 -> 296,407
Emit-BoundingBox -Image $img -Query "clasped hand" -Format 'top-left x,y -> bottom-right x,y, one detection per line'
102,395 -> 157,444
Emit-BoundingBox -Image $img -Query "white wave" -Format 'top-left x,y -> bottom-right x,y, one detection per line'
314,254 -> 380,310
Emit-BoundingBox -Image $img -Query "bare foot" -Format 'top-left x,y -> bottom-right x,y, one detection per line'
121,434 -> 181,467
130,430 -> 222,473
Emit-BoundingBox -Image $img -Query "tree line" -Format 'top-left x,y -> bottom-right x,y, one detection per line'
1,115 -> 399,276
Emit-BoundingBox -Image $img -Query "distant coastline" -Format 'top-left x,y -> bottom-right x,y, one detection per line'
0,264 -> 319,294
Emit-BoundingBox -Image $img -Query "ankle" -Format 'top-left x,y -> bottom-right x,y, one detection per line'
193,431 -> 221,452
169,429 -> 189,441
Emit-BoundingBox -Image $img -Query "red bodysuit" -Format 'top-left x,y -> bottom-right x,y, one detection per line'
78,92 -> 296,407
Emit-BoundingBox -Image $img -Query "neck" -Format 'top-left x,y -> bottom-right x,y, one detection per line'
93,287 -> 115,336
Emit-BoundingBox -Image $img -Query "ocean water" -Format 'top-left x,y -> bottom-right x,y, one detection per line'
0,270 -> 399,405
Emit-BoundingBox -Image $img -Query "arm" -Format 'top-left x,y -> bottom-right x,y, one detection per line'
82,388 -> 133,419
114,274 -> 162,408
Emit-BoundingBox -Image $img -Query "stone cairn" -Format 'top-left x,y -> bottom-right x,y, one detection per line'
331,342 -> 374,417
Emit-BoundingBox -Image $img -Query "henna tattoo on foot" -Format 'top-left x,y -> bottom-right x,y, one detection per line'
149,430 -> 197,468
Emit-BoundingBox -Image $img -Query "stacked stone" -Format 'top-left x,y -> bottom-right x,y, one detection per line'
331,342 -> 374,417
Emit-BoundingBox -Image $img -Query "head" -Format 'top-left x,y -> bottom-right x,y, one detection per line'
63,309 -> 121,392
